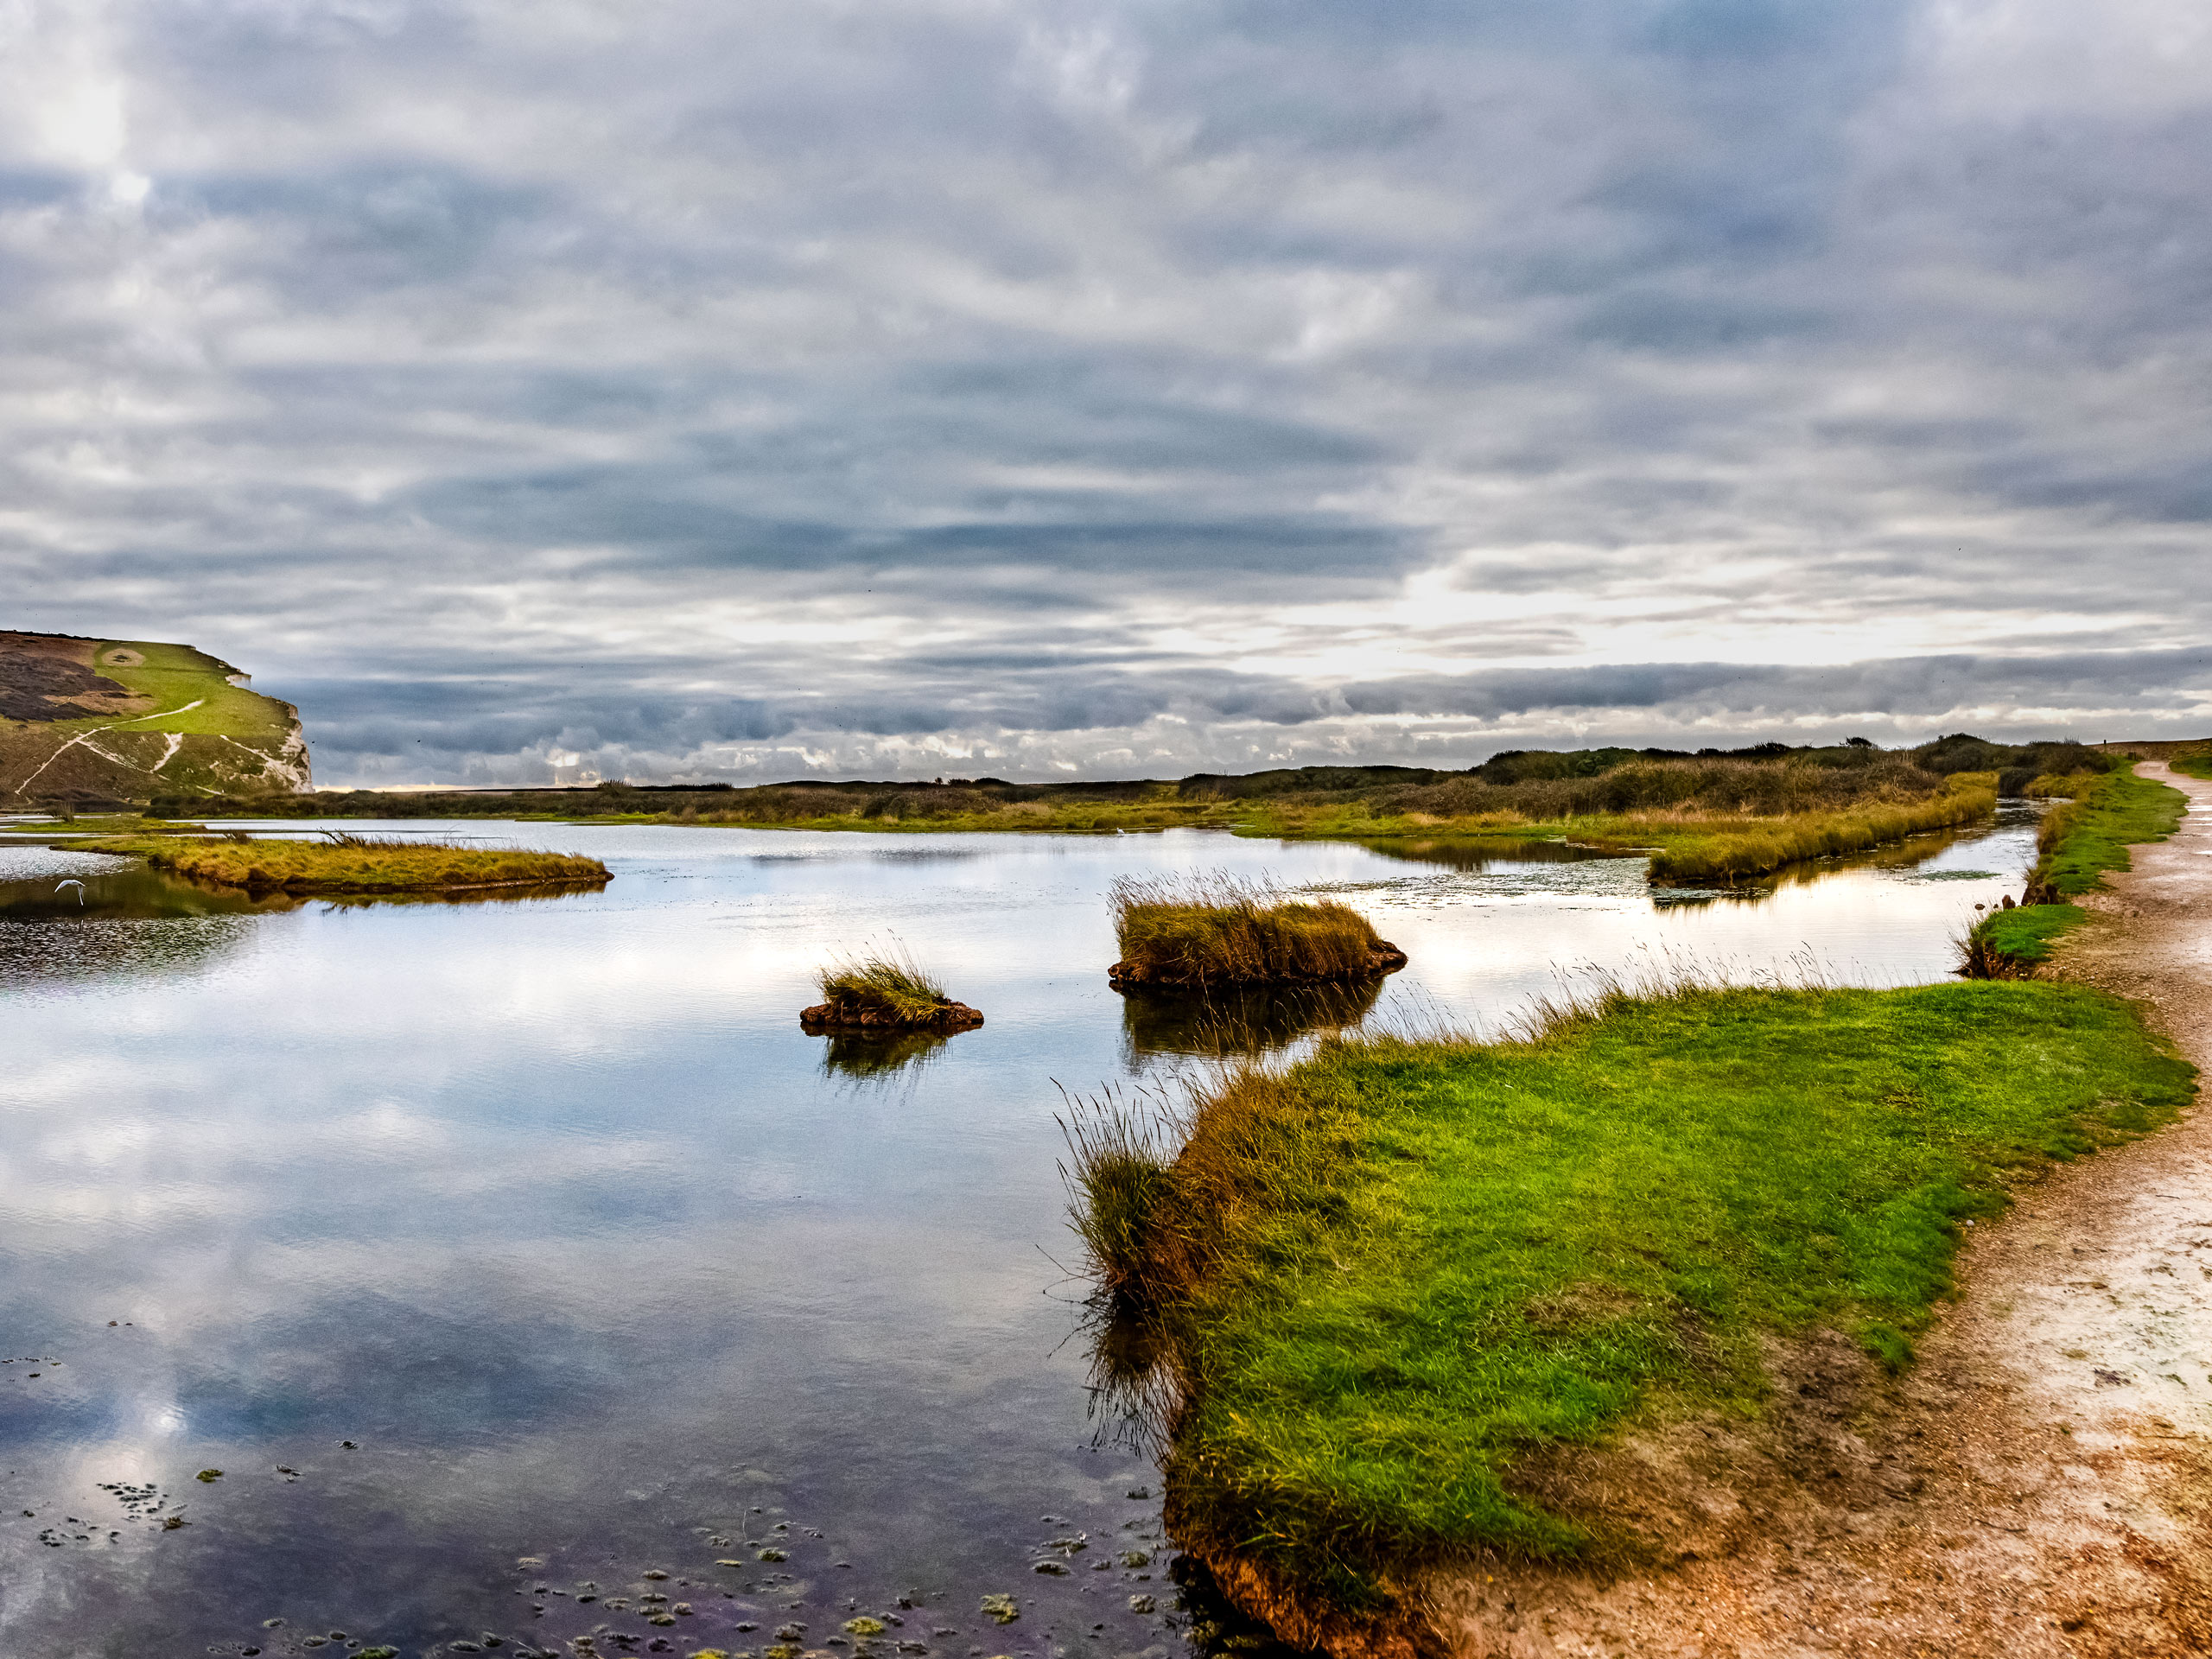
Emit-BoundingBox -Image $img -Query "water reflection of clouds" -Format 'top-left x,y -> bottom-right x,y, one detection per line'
0,815 -> 2051,1656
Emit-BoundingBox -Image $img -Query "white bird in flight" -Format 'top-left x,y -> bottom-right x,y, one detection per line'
55,880 -> 85,905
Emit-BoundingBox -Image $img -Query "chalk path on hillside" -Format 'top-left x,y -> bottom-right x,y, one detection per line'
1436,761 -> 2212,1659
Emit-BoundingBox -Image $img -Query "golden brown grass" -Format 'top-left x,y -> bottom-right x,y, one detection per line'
1109,874 -> 1401,987
1643,777 -> 1996,884
83,832 -> 609,893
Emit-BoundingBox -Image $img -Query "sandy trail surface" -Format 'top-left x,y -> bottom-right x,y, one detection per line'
1438,761 -> 2212,1658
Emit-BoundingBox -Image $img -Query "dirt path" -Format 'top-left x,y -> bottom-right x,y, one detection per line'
1437,762 -> 2212,1658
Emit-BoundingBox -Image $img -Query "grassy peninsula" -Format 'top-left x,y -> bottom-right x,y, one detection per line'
82,834 -> 609,895
1067,757 -> 2199,1637
1077,983 -> 2192,1624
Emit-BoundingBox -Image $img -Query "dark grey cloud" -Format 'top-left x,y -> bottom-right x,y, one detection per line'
0,0 -> 2205,785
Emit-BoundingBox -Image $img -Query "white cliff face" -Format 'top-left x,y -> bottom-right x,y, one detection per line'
263,716 -> 314,791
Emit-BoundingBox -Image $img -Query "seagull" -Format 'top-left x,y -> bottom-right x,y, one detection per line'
55,880 -> 86,906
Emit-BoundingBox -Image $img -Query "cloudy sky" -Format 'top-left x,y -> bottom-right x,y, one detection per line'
3,0 -> 2208,785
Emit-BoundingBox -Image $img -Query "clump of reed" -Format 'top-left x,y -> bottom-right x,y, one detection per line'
1108,873 -> 1403,988
1058,1085 -> 1187,1306
804,947 -> 983,1031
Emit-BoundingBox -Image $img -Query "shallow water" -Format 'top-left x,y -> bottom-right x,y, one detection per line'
0,812 -> 2037,1657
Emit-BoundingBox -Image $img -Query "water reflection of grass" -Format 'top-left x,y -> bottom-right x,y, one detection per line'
819,1028 -> 951,1078
1065,975 -> 2196,1643
1118,979 -> 1383,1062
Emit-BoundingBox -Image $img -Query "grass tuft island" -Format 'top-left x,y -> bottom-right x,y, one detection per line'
79,833 -> 610,895
800,952 -> 984,1033
1107,874 -> 1406,989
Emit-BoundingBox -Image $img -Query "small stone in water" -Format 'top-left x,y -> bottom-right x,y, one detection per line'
844,1619 -> 885,1637
644,1569 -> 669,1580
979,1595 -> 1019,1625
1031,1562 -> 1068,1577
194,1469 -> 223,1483
1128,1597 -> 1155,1615
758,1548 -> 787,1562
1119,1550 -> 1149,1569
1125,1488 -> 1150,1500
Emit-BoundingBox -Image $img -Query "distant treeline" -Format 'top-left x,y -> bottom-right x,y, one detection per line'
154,734 -> 2112,823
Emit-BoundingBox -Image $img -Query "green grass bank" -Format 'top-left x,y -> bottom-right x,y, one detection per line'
1082,981 -> 2194,1620
1962,763 -> 2187,975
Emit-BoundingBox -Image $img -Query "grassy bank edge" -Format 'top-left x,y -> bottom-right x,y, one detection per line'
1089,980 -> 2196,1626
76,835 -> 610,894
1966,764 -> 2188,972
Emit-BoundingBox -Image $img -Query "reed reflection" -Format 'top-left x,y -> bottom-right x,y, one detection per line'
1116,977 -> 1383,1065
817,1027 -> 952,1081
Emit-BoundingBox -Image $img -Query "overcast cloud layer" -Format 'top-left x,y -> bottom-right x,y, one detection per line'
3,0 -> 2208,784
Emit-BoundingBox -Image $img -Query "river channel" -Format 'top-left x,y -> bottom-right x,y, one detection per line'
0,810 -> 2038,1658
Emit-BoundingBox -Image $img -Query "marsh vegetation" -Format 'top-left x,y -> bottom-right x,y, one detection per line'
800,949 -> 983,1032
1061,974 -> 2195,1634
1958,764 -> 2186,976
165,736 -> 2118,891
79,831 -> 610,894
1106,874 -> 1405,989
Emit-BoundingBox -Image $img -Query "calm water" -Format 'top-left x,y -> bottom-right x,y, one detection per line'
0,813 -> 2037,1658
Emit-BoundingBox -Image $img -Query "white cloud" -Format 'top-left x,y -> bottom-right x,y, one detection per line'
0,0 -> 2205,784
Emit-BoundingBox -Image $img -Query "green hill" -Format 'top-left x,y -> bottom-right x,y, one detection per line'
0,632 -> 311,805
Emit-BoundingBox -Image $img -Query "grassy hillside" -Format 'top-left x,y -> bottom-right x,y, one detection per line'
0,631 -> 309,804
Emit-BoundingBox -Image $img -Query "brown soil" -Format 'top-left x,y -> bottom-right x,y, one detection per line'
1419,760 -> 2212,1659
1106,943 -> 1408,989
798,999 -> 984,1033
